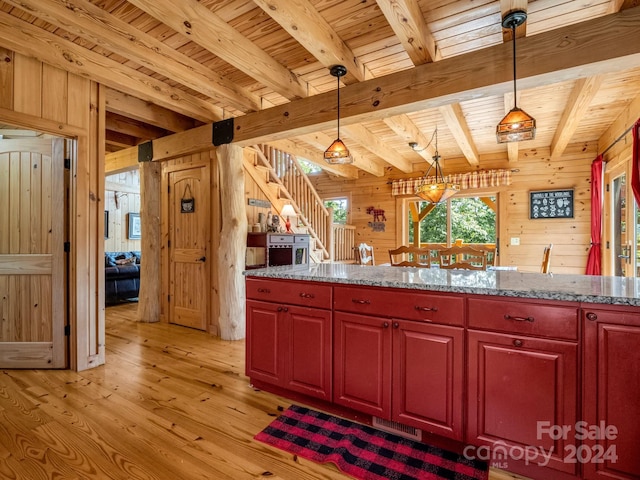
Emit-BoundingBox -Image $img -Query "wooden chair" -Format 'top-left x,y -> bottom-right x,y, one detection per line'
437,245 -> 488,271
541,244 -> 553,273
388,245 -> 433,267
355,243 -> 375,266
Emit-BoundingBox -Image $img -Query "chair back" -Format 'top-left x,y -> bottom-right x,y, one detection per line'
355,243 -> 375,266
541,244 -> 553,273
438,245 -> 488,270
388,245 -> 433,268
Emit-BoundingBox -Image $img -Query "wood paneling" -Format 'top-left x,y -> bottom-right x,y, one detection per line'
312,142 -> 594,274
104,170 -> 141,253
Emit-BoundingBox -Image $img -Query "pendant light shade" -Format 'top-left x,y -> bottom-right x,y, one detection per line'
496,10 -> 536,144
412,129 -> 459,204
324,65 -> 353,164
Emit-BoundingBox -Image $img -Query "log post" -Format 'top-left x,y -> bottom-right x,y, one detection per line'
137,161 -> 161,322
217,144 -> 247,340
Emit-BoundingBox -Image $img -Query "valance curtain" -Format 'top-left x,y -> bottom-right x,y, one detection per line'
391,169 -> 511,196
585,155 -> 604,275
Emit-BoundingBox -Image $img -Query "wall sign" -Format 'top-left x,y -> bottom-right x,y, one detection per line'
530,189 -> 574,219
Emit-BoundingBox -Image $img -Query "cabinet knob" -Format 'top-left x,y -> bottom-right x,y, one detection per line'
415,306 -> 438,312
393,322 -> 399,329
383,322 -> 389,328
513,339 -> 523,347
257,288 -> 271,294
283,307 -> 288,312
586,312 -> 598,321
299,292 -> 315,299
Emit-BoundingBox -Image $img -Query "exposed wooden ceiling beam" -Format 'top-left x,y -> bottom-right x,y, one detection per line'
0,11 -> 221,122
105,89 -> 197,133
105,130 -> 139,150
252,0 -> 364,84
115,7 -> 640,162
105,148 -> 138,175
550,75 -> 604,160
342,124 -> 413,173
298,132 -> 386,177
597,92 -> 640,155
127,0 -> 308,100
438,104 -> 480,166
1,0 -> 261,113
383,114 -> 436,164
105,113 -> 169,141
376,0 -> 440,64
266,139 -> 359,180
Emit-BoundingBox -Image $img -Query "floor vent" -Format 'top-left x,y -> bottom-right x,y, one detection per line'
372,417 -> 422,442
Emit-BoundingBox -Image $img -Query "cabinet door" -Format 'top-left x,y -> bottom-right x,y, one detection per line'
285,305 -> 332,401
334,312 -> 392,418
467,330 -> 578,476
583,308 -> 640,480
392,321 -> 464,440
246,300 -> 285,386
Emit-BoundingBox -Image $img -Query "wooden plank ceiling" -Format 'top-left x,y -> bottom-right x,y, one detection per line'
1,0 -> 639,176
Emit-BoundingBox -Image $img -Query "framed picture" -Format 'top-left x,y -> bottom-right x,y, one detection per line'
128,212 -> 141,239
529,189 -> 574,219
104,210 -> 109,239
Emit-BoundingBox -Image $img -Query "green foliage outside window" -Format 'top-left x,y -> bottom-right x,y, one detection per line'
409,197 -> 496,244
325,199 -> 348,224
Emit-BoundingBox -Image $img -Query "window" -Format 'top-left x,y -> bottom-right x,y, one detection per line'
408,196 -> 497,246
324,197 -> 348,224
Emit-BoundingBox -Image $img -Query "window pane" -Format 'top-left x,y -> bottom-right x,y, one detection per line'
325,198 -> 348,224
451,197 -> 496,243
409,201 -> 447,244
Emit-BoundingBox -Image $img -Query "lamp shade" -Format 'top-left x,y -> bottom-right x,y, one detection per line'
324,138 -> 353,164
496,107 -> 536,143
281,204 -> 296,218
415,182 -> 460,204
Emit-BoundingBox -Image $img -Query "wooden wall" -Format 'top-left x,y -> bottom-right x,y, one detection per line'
104,169 -> 141,253
0,47 -> 105,371
311,142 -> 596,275
243,148 -> 272,229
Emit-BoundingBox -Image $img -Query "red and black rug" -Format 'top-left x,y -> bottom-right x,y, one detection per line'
255,405 -> 488,480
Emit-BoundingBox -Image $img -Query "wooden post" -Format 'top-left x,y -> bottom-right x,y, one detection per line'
217,144 -> 247,340
137,161 -> 161,322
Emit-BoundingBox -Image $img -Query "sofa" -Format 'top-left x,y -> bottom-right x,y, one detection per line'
105,251 -> 141,304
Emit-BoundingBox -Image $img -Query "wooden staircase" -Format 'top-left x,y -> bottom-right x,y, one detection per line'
244,144 -> 337,263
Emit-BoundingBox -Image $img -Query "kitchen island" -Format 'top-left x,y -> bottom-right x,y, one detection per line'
244,265 -> 640,480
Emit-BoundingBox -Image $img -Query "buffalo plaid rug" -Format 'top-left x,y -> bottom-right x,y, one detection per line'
255,405 -> 488,480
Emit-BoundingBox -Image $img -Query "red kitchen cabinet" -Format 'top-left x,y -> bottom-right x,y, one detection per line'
246,279 -> 332,401
582,306 -> 640,480
333,285 -> 465,441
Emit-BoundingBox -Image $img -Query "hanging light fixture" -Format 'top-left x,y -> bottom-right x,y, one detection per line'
324,65 -> 353,164
496,10 -> 536,143
412,128 -> 459,204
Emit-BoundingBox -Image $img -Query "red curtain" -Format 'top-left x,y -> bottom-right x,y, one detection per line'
632,119 -> 640,208
585,155 -> 604,275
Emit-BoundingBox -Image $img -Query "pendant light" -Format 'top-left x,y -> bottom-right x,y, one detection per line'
496,10 -> 536,143
412,128 -> 459,204
324,65 -> 353,164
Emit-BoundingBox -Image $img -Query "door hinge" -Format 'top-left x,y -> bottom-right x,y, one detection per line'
168,185 -> 170,193
167,295 -> 171,303
63,242 -> 70,252
64,158 -> 71,170
606,184 -> 610,192
168,240 -> 171,248
64,325 -> 70,336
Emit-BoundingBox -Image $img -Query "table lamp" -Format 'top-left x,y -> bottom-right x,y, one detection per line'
281,204 -> 296,233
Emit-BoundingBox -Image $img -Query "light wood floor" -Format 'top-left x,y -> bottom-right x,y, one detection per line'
0,303 -> 526,480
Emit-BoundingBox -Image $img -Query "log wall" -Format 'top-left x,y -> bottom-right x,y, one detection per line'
104,170 -> 141,253
311,143 -> 596,275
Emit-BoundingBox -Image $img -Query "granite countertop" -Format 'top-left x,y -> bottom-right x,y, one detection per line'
244,264 -> 640,307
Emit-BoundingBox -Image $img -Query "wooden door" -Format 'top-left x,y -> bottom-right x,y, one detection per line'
583,307 -> 640,480
392,321 -> 464,440
333,311 -> 392,418
0,138 -> 66,368
168,166 -> 210,330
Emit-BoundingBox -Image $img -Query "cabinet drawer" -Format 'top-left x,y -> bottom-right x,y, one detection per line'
246,278 -> 332,309
334,286 -> 464,326
468,297 -> 578,340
